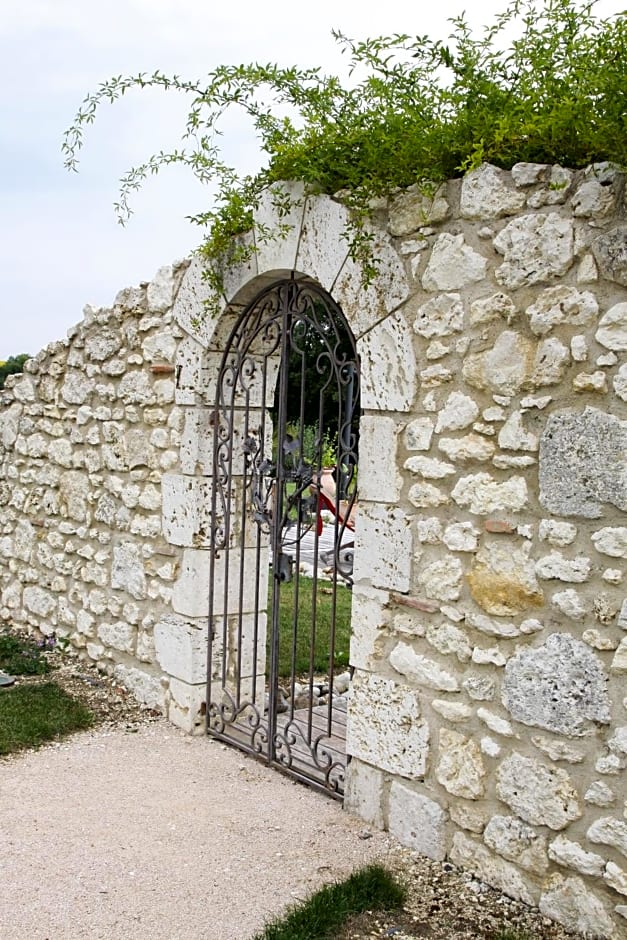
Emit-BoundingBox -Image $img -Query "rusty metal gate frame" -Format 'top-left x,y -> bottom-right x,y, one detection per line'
205,275 -> 359,797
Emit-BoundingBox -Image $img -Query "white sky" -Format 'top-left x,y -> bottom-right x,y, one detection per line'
0,0 -> 622,356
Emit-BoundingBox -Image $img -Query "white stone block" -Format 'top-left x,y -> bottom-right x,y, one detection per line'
154,616 -> 208,684
357,417 -> 402,502
296,194 -> 351,292
168,677 -> 206,733
357,313 -> 417,412
388,781 -> 447,861
353,504 -> 412,592
253,182 -> 306,274
343,758 -> 385,829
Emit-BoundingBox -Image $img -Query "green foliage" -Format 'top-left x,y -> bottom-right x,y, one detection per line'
63,0 -> 626,283
0,354 -> 30,390
253,864 -> 406,940
0,683 -> 93,755
0,631 -> 52,676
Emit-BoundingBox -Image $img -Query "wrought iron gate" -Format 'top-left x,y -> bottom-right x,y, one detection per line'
206,277 -> 359,797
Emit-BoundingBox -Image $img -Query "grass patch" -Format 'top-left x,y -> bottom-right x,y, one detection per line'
0,682 -> 94,755
271,576 -> 352,677
253,864 -> 405,940
0,630 -> 52,676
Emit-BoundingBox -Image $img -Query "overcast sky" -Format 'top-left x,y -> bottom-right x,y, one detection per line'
0,0 -> 621,357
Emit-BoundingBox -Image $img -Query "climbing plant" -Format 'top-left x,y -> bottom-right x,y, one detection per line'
63,0 -> 626,284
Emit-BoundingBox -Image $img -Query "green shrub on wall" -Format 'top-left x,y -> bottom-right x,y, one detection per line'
63,0 -> 626,281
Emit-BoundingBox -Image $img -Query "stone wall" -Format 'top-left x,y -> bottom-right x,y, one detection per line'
1,162 -> 626,936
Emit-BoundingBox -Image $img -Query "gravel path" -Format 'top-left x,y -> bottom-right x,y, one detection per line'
0,723 -> 391,940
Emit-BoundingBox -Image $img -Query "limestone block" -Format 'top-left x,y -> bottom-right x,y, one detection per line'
422,233 -> 487,291
449,804 -> 489,834
552,589 -> 586,620
503,633 -> 610,736
468,541 -> 543,615
353,504 -> 412,592
469,292 -> 516,326
585,781 -> 616,806
349,583 -> 390,670
483,815 -> 548,873
426,622 -> 472,662
358,417 -> 402,502
462,331 -> 535,396
511,162 -> 550,186
167,677 -> 206,733
431,699 -> 472,721
97,621 -> 135,654
334,223 -> 410,337
592,225 -> 627,287
450,833 -> 537,905
525,286 -> 598,336
296,194 -> 350,292
388,182 -> 449,235
154,616 -> 208,684
573,178 -> 617,217
465,612 -> 521,639
113,664 -> 165,712
614,363 -> 627,402
548,836 -> 606,877
111,541 -> 147,600
442,523 -> 480,552
252,181 -> 305,273
588,817 -> 627,858
612,638 -> 627,673
417,557 -> 463,602
118,371 -> 156,406
540,874 -> 615,939
343,758 -> 385,829
413,293 -> 464,338
529,337 -> 570,388
346,672 -> 430,778
592,527 -> 627,560
605,862 -> 627,897
438,434 -> 495,463
463,676 -> 495,700
146,264 -> 175,312
496,753 -> 582,830
390,641 -> 460,691
23,586 -> 56,618
405,418 -> 434,451
404,456 -> 455,479
494,213 -> 574,289
435,391 -> 479,432
538,519 -> 577,546
535,552 -> 591,583
161,474 -> 214,548
415,518 -> 443,543
85,329 -> 123,362
408,483 -> 449,508
460,165 -> 526,219
476,708 -> 514,737
573,370 -> 608,393
172,255 -> 222,348
497,411 -> 538,451
388,782 -> 447,861
1,402 -> 22,448
472,646 -> 506,667
141,330 -> 177,363
357,313 -> 417,412
539,408 -> 627,518
171,547 -> 264,618
61,371 -> 93,405
436,729 -> 486,798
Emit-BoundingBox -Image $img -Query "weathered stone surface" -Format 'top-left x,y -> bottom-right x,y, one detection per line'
388,782 -> 447,860
111,541 -> 147,600
347,673 -> 430,778
344,759 -> 385,829
23,586 -> 56,618
611,638 -> 627,673
450,833 -> 536,906
592,527 -> 627,560
436,729 -> 486,799
390,641 -> 460,691
573,370 -> 608,393
503,633 -> 610,736
413,293 -> 464,338
442,522 -> 480,552
404,456 -> 456,479
354,504 -> 412,592
538,519 -> 577,546
405,417 -> 434,451
548,836 -> 606,877
408,482 -> 449,508
552,588 -> 586,620
112,664 -> 165,712
435,391 -> 479,432
388,183 -> 450,235
422,234 -> 487,291
154,616 -> 207,684
539,408 -> 627,517
469,292 -> 516,326
466,612 -> 520,638
587,817 -> 627,858
426,622 -> 472,662
494,213 -> 574,289
530,337 -> 570,388
462,331 -> 534,396
476,708 -> 514,737
460,164 -> 526,219
496,753 -> 582,830
535,552 -> 591,583
417,557 -> 463,602
592,224 -> 627,286
358,417 -> 402,502
484,815 -> 548,873
531,736 -> 584,764
614,363 -> 627,402
358,312 -> 417,411
468,541 -> 544,615
431,699 -> 472,722
605,862 -> 627,897
438,434 -> 495,463
452,473 -> 527,514
472,646 -> 506,667
539,874 -> 616,939
585,780 -> 616,806
97,621 -> 135,654
498,411 -> 538,451
525,286 -> 598,336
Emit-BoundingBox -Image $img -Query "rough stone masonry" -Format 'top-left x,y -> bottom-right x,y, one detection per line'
1,161 -> 626,937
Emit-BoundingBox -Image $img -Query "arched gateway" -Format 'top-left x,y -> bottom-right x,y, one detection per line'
205,276 -> 359,796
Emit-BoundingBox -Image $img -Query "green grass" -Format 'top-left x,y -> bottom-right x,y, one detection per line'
271,576 -> 352,677
0,682 -> 94,755
253,864 -> 405,940
0,631 -> 52,676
